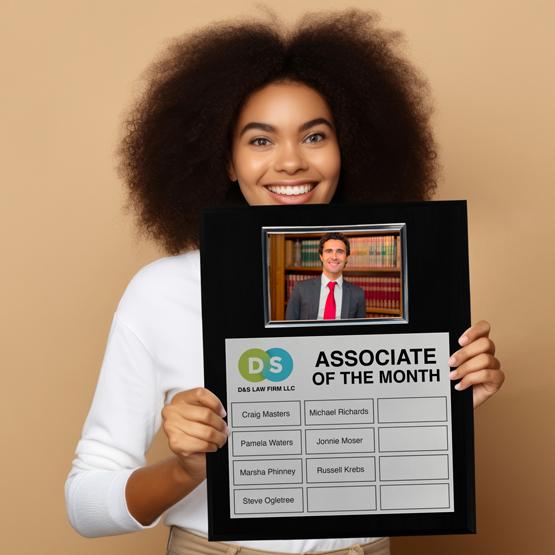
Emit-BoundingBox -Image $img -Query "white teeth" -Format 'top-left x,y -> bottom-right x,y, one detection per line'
266,183 -> 315,195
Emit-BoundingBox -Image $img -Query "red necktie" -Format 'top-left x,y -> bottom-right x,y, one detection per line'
324,281 -> 336,320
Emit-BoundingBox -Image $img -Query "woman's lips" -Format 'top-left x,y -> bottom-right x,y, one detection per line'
265,183 -> 316,195
264,182 -> 318,204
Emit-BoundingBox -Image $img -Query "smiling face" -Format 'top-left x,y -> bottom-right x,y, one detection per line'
229,81 -> 341,205
320,239 -> 348,279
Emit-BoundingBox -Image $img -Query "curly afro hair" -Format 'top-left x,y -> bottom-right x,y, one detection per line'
119,10 -> 437,253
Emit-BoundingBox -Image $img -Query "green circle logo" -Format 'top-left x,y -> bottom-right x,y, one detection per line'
238,348 -> 269,382
238,348 -> 293,382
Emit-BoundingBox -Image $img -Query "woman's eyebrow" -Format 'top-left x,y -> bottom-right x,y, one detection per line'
239,122 -> 275,136
299,118 -> 334,132
239,117 -> 334,137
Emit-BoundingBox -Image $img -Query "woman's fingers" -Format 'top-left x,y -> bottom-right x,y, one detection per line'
456,320 -> 491,346
453,366 -> 505,391
449,349 -> 499,380
165,420 -> 226,454
166,428 -> 219,456
448,320 -> 505,408
171,418 -> 228,448
455,367 -> 506,408
165,402 -> 227,432
162,387 -> 229,457
172,387 -> 226,417
451,354 -> 501,388
449,336 -> 495,370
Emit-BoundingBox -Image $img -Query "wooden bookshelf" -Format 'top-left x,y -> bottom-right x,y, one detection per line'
267,232 -> 404,321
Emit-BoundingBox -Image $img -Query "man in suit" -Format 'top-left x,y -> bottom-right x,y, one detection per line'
285,232 -> 366,320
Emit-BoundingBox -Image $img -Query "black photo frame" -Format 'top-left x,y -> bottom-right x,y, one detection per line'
201,201 -> 474,541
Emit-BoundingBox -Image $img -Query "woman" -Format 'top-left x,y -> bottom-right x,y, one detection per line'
66,10 -> 504,554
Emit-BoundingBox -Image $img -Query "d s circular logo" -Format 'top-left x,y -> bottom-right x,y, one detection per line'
238,348 -> 293,382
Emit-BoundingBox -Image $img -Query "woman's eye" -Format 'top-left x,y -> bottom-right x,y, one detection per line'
250,137 -> 271,147
304,132 -> 325,144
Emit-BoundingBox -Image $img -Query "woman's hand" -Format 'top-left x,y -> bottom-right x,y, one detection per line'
125,388 -> 227,526
162,387 -> 228,480
448,320 -> 505,408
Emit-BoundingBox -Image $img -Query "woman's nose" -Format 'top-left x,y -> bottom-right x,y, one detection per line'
274,142 -> 308,173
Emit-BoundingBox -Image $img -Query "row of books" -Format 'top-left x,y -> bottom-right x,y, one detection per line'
350,276 -> 402,311
349,235 -> 399,268
285,239 -> 320,267
285,274 -> 402,312
284,235 -> 400,268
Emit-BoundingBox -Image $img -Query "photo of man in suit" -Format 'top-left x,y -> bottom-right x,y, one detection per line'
285,232 -> 366,320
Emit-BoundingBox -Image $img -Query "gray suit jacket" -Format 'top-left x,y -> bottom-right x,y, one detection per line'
285,277 -> 366,320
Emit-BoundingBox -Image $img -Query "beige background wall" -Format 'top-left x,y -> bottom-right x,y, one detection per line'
2,1 -> 553,553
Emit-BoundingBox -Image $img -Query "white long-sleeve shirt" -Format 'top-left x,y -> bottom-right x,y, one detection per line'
65,251 -> 377,551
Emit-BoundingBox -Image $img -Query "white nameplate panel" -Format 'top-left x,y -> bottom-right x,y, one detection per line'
225,332 -> 454,518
